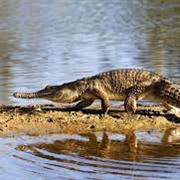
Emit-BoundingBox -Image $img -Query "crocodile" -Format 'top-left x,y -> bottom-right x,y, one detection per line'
13,69 -> 180,114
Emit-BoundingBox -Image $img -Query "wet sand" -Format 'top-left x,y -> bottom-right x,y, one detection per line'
0,104 -> 180,136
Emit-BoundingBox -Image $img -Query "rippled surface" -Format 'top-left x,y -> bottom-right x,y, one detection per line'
1,131 -> 180,180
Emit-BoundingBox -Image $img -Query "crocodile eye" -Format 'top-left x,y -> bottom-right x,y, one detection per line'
45,85 -> 53,90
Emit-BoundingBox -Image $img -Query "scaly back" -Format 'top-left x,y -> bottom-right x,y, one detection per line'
91,69 -> 162,93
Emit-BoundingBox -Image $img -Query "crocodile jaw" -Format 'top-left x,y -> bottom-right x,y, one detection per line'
13,91 -> 53,99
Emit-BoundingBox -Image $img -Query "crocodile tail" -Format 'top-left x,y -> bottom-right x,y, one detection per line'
155,79 -> 180,108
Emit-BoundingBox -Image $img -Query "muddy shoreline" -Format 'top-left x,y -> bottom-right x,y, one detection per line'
0,104 -> 180,136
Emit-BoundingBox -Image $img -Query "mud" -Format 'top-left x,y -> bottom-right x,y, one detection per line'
0,104 -> 180,136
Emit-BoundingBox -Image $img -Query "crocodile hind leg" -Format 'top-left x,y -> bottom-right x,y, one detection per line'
124,85 -> 149,114
162,102 -> 180,114
124,95 -> 137,114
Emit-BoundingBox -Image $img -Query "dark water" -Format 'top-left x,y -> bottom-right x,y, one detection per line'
0,0 -> 180,179
1,131 -> 180,180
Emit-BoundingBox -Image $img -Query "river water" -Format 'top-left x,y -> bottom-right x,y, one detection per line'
1,131 -> 180,180
0,0 -> 180,179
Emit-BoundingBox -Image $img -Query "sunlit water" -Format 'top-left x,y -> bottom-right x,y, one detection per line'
0,0 -> 180,179
1,132 -> 180,180
0,0 -> 180,105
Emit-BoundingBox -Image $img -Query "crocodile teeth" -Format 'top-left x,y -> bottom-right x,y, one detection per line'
13,92 -> 37,99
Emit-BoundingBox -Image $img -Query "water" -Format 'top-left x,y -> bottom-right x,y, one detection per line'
0,0 -> 180,105
1,131 -> 180,180
0,0 -> 180,179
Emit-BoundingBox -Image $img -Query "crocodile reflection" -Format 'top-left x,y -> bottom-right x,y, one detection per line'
17,128 -> 180,162
162,127 -> 180,143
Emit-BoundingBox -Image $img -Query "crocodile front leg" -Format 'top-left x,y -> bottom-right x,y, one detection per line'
92,88 -> 110,114
67,88 -> 109,114
71,99 -> 94,110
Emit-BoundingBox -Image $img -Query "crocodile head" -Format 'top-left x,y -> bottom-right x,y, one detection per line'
13,84 -> 80,103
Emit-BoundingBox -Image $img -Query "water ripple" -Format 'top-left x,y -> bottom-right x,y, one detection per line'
1,131 -> 180,179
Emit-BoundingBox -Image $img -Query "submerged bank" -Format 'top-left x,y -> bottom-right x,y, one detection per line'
0,104 -> 180,136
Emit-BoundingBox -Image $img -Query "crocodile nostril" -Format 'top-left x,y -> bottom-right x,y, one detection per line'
13,92 -> 18,97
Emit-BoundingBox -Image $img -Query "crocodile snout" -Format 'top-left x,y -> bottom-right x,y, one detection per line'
13,92 -> 37,99
13,92 -> 20,98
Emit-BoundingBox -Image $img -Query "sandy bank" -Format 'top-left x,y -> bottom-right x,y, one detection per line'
0,104 -> 180,136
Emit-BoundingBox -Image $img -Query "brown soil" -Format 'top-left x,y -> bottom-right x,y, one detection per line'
0,104 -> 180,136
